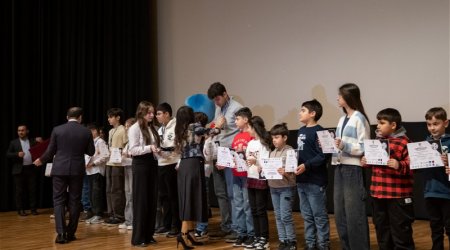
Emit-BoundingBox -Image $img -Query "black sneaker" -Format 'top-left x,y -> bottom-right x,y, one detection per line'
244,236 -> 255,246
79,210 -> 93,221
224,231 -> 239,243
244,237 -> 261,249
277,241 -> 287,250
104,217 -> 122,226
286,241 -> 297,250
166,228 -> 179,238
233,236 -> 246,247
155,227 -> 169,234
255,237 -> 269,250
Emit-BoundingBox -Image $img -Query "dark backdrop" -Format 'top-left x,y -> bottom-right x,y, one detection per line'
2,0 -> 158,211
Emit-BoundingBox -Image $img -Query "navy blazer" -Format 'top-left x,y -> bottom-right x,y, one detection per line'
6,138 -> 37,175
40,121 -> 95,176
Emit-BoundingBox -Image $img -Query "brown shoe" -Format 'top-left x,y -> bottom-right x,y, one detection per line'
80,210 -> 93,221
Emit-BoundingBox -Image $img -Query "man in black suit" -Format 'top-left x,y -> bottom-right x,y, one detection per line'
34,107 -> 95,244
6,125 -> 41,216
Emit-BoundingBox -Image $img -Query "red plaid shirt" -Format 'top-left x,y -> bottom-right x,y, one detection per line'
365,132 -> 413,198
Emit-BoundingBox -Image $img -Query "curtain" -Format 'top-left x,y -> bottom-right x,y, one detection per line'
1,0 -> 158,211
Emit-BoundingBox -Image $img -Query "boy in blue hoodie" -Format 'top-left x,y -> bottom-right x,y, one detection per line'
421,107 -> 450,250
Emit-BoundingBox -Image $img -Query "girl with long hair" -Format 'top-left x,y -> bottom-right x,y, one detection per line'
128,101 -> 160,247
244,116 -> 272,250
332,83 -> 371,250
174,106 -> 208,249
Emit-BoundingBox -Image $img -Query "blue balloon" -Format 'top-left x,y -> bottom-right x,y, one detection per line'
185,94 -> 215,123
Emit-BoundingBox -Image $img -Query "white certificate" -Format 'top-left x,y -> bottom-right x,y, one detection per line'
84,155 -> 91,165
407,140 -> 444,170
232,151 -> 247,172
109,147 -> 122,164
285,149 -> 297,172
85,154 -> 96,175
217,146 -> 234,168
364,139 -> 390,165
260,158 -> 283,180
45,163 -> 52,177
247,165 -> 260,179
317,130 -> 338,154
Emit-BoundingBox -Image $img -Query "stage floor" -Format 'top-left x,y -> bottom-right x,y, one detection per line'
0,208 -> 442,249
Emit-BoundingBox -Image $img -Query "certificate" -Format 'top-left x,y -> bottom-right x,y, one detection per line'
364,139 -> 390,165
285,149 -> 297,172
317,130 -> 338,154
44,163 -> 52,177
260,158 -> 283,180
85,155 -> 92,165
217,146 -> 234,168
109,147 -> 122,164
232,151 -> 247,172
407,140 -> 444,170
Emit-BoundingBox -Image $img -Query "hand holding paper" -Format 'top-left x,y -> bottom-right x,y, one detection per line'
217,146 -> 234,168
408,140 -> 444,169
387,159 -> 399,170
284,149 -> 297,172
260,158 -> 283,180
316,130 -> 338,154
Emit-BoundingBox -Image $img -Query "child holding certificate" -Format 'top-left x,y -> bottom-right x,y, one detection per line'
295,99 -> 330,250
332,83 -> 370,250
244,116 -> 271,250
230,107 -> 255,247
361,108 -> 414,250
268,123 -> 297,250
420,107 -> 450,250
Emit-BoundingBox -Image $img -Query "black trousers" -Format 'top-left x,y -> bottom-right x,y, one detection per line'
425,197 -> 450,250
158,163 -> 180,230
372,197 -> 415,250
131,154 -> 158,245
248,187 -> 269,238
88,173 -> 106,216
14,165 -> 38,210
52,175 -> 84,235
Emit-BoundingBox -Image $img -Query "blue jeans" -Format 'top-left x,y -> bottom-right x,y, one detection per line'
233,176 -> 254,237
81,175 -> 91,211
297,183 -> 330,249
334,164 -> 370,250
196,177 -> 210,232
224,168 -> 238,232
270,187 -> 296,242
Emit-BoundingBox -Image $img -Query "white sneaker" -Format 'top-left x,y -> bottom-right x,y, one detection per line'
118,223 -> 127,229
87,215 -> 103,224
127,225 -> 133,230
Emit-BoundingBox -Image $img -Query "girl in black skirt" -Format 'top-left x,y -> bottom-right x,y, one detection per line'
174,106 -> 208,249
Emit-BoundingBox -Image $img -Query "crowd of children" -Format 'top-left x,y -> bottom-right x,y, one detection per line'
25,82 -> 449,250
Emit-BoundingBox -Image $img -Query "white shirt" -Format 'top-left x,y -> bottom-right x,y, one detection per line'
128,122 -> 155,156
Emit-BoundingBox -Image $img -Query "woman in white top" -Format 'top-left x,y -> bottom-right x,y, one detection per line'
128,101 -> 160,247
